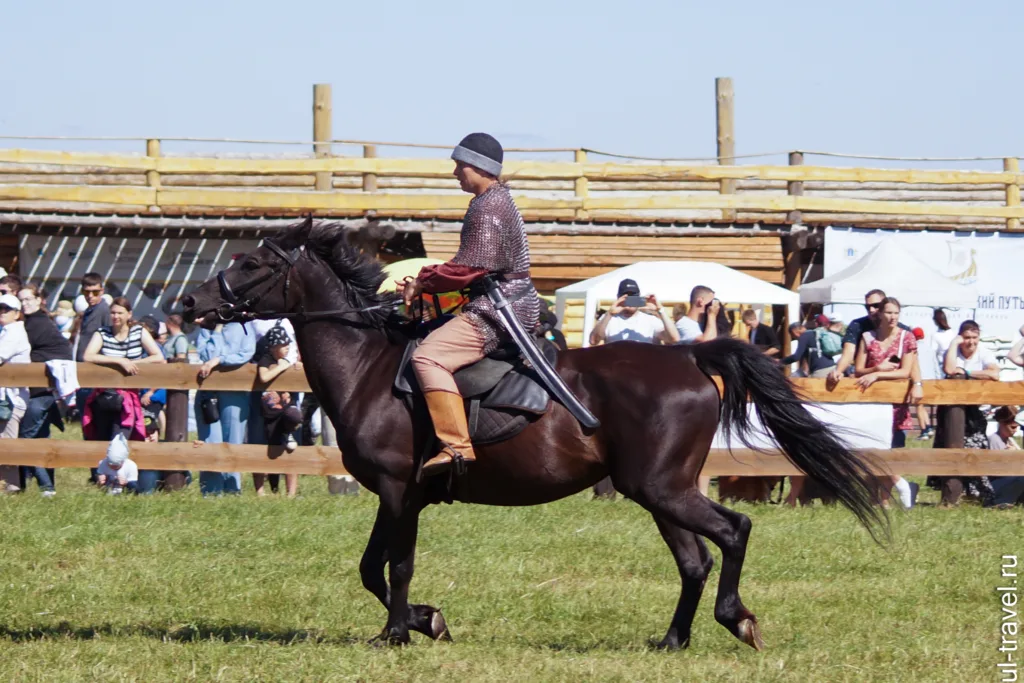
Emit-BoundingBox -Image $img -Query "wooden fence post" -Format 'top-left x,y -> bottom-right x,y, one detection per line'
162,357 -> 189,491
313,84 -> 333,192
787,151 -> 804,225
362,145 -> 378,192
574,149 -> 588,220
145,139 -> 161,191
1005,157 -> 1020,232
715,77 -> 736,222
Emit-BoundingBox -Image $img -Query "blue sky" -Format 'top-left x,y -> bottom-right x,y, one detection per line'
1,0 -> 1019,167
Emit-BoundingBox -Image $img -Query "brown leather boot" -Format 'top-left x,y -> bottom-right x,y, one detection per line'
421,391 -> 477,477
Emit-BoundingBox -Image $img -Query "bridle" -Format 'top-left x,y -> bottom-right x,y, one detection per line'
214,238 -> 398,325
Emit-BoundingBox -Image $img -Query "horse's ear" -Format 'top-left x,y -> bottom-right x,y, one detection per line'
292,215 -> 315,243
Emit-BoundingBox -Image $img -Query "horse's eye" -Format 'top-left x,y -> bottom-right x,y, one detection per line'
242,260 -> 259,271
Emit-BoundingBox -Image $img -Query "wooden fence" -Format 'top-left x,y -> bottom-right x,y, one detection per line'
1,363 -> 1023,476
1,147 -> 1023,230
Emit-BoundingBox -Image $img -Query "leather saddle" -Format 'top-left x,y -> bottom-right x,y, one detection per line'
394,330 -> 555,445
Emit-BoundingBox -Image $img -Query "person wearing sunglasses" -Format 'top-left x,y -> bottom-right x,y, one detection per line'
827,288 -> 924,404
73,273 -> 113,434
0,274 -> 23,298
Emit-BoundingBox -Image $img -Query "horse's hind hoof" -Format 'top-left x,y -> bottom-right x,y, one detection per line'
737,618 -> 765,651
430,609 -> 453,642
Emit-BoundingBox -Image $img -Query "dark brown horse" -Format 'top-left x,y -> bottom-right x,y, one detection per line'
181,218 -> 886,651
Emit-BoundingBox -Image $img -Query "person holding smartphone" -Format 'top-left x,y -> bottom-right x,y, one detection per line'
589,279 -> 679,346
675,286 -> 719,344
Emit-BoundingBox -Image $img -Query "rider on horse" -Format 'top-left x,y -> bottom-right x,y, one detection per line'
399,133 -> 540,477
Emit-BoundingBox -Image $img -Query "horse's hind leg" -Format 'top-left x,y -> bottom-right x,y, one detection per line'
651,516 -> 713,650
644,488 -> 764,650
361,502 -> 451,643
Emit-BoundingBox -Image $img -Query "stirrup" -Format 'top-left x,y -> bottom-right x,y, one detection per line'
418,444 -> 471,481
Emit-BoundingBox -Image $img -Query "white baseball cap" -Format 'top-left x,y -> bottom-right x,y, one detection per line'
0,294 -> 22,311
828,313 -> 844,323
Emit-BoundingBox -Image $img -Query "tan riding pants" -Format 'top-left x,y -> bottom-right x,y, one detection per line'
411,315 -> 486,395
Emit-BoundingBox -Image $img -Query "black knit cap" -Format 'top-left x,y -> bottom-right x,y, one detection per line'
451,133 -> 503,176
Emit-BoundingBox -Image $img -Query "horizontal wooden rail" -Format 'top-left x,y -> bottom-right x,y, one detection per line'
1,363 -> 1022,405
2,184 -> 1024,220
0,441 -> 1019,476
2,149 -> 1022,186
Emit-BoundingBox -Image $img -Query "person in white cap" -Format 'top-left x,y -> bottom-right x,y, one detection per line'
96,434 -> 139,494
0,293 -> 32,493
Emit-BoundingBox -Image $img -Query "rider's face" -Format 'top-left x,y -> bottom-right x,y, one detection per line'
454,162 -> 493,195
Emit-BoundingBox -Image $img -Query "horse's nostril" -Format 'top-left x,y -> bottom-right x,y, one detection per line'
181,295 -> 196,309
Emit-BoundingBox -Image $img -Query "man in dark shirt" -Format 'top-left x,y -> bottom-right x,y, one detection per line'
828,288 -> 923,403
75,272 -> 111,362
74,273 -> 112,437
741,309 -> 781,357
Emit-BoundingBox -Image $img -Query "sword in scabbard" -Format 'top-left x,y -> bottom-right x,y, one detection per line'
481,275 -> 600,430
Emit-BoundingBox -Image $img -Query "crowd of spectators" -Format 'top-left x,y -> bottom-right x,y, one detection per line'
0,271 -> 353,499
588,278 -> 1024,510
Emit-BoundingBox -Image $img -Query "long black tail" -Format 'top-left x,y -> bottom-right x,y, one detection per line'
691,337 -> 889,541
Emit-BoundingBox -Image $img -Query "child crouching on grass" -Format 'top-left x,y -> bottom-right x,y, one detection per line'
96,434 -> 139,495
254,324 -> 303,497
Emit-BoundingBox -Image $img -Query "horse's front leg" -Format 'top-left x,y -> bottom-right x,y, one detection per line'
379,502 -> 419,645
362,501 -> 451,643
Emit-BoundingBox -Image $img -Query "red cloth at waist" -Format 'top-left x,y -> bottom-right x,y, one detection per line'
416,263 -> 488,293
417,264 -> 529,293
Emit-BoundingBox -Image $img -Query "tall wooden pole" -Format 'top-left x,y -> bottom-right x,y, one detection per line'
574,149 -> 588,220
715,77 -> 736,222
313,84 -> 333,191
145,139 -> 161,190
362,144 -> 378,192
787,151 -> 804,225
1005,157 -> 1020,232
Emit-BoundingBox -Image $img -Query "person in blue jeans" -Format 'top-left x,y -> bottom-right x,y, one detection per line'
194,321 -> 255,495
18,283 -> 74,496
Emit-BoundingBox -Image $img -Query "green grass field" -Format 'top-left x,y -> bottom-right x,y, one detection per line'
0,429 -> 1019,681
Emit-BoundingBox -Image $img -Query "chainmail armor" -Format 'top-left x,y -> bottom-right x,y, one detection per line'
451,183 -> 539,353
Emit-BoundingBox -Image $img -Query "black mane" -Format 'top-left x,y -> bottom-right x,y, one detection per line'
293,220 -> 401,328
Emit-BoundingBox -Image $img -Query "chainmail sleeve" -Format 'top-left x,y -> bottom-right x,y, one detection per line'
449,183 -> 540,353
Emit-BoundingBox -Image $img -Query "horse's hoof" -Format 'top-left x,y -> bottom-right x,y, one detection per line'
653,636 -> 689,651
737,618 -> 765,651
368,628 -> 409,648
430,609 -> 453,642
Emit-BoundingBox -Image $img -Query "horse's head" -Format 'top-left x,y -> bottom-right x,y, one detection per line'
181,217 -> 397,329
181,217 -> 314,328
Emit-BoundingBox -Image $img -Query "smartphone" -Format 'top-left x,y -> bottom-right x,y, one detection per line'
622,295 -> 647,308
888,355 -> 901,364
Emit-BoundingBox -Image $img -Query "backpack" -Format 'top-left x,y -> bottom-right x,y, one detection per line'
814,327 -> 843,358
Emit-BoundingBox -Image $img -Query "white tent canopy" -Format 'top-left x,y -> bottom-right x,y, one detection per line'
799,238 -> 978,308
555,261 -> 800,348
